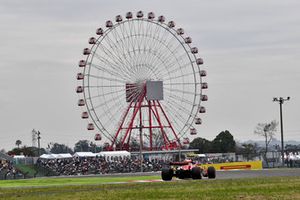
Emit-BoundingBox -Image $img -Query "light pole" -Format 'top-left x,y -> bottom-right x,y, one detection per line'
273,97 -> 290,167
37,131 -> 41,156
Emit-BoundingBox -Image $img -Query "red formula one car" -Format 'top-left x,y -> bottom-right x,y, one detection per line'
161,160 -> 216,181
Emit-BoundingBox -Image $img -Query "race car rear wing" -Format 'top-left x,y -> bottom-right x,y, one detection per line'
169,161 -> 191,166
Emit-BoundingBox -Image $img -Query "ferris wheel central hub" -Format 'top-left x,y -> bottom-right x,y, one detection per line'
145,81 -> 164,101
126,81 -> 163,102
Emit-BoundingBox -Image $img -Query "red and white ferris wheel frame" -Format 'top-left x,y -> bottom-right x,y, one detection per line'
76,11 -> 208,151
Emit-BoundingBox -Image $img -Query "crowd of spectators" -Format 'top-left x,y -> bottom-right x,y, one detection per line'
36,156 -> 168,176
0,159 -> 23,179
285,152 -> 300,168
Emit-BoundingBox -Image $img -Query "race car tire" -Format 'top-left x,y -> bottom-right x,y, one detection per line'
161,168 -> 173,181
207,166 -> 216,179
191,167 -> 202,179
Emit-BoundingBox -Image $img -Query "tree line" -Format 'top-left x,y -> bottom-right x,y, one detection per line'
189,130 -> 236,153
7,140 -> 100,157
8,131 -> 238,156
5,120 -> 300,157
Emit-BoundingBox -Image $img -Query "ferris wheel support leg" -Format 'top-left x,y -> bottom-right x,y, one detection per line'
156,101 -> 182,148
152,101 -> 170,147
148,100 -> 153,151
148,104 -> 164,149
126,129 -> 133,148
119,100 -> 138,149
120,89 -> 146,147
139,106 -> 143,150
110,100 -> 134,149
125,103 -> 138,147
149,103 -> 170,147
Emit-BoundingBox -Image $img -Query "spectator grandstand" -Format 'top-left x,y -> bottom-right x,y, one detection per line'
36,156 -> 166,176
0,159 -> 23,179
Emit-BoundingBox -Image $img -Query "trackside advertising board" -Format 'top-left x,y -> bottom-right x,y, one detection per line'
200,161 -> 263,170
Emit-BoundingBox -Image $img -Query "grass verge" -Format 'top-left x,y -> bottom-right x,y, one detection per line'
0,175 -> 160,188
0,176 -> 300,200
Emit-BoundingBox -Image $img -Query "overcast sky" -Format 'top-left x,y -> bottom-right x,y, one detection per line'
0,0 -> 300,151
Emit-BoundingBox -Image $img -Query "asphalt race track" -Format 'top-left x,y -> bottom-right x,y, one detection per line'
34,168 -> 300,185
132,168 -> 300,183
87,168 -> 300,181
98,168 -> 300,184
215,168 -> 300,179
84,168 -> 300,180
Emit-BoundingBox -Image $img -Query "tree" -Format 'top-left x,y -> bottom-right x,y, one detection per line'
236,142 -> 259,161
129,139 -> 140,151
15,140 -> 22,148
102,142 -> 110,151
8,146 -> 46,157
143,130 -> 165,150
254,120 -> 278,167
74,140 -> 98,152
241,143 -> 258,154
89,141 -> 100,153
49,143 -> 73,154
285,144 -> 300,152
151,131 -> 165,149
189,137 -> 212,153
211,130 -> 236,153
74,140 -> 90,152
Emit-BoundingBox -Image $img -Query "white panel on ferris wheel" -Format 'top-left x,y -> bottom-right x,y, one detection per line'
146,81 -> 163,101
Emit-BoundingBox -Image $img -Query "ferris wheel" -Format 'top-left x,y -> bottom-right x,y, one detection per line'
76,11 -> 208,151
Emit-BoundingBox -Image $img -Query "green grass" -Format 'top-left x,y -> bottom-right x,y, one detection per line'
15,164 -> 37,177
0,176 -> 300,200
0,175 -> 160,188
